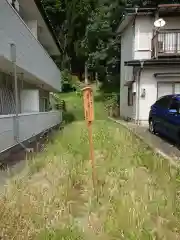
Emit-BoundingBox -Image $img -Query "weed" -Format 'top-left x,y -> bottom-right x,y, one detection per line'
0,89 -> 180,239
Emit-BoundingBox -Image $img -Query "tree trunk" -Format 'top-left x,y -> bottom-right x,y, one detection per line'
95,72 -> 99,86
85,63 -> 88,84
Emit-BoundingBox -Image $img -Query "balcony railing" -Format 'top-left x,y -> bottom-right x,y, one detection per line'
0,0 -> 61,91
152,30 -> 180,58
0,111 -> 62,153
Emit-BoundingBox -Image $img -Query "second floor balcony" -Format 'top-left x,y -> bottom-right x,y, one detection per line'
152,30 -> 180,59
0,0 -> 61,92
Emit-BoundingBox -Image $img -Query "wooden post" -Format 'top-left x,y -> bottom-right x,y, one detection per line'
82,86 -> 96,190
88,121 -> 96,189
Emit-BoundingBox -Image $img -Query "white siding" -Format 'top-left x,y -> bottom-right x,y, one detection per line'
26,20 -> 38,39
0,111 -> 62,153
120,22 -> 134,119
163,17 -> 180,30
134,16 -> 154,60
0,0 -> 61,91
139,67 -> 180,122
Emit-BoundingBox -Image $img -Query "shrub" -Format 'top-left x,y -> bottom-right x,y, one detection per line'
61,70 -> 82,93
104,93 -> 120,118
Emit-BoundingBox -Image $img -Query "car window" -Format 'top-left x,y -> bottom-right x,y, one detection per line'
156,96 -> 171,108
169,99 -> 180,113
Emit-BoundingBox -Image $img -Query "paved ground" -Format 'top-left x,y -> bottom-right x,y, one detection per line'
109,118 -> 180,164
129,123 -> 180,159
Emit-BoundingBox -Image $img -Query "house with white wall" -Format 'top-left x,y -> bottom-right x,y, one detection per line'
117,4 -> 180,125
0,0 -> 62,153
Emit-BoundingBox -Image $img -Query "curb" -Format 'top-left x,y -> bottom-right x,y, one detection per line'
108,117 -> 178,167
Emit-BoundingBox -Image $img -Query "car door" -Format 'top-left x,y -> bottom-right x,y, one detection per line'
153,96 -> 172,136
165,99 -> 180,142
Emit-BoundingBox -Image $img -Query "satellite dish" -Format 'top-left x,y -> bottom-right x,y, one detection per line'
154,18 -> 166,28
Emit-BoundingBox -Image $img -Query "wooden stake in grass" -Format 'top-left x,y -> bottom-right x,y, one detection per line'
82,86 -> 96,190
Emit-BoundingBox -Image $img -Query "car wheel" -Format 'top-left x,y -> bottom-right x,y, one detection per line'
149,119 -> 156,134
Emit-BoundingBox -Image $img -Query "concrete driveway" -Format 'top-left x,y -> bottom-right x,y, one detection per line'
130,123 -> 180,160
110,118 -> 180,163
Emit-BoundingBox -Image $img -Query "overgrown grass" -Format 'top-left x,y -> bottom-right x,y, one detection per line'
0,89 -> 180,239
60,90 -> 107,122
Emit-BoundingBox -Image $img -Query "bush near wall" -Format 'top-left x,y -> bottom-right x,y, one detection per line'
61,70 -> 83,93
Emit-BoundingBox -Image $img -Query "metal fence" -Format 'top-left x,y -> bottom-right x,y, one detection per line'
0,88 -> 15,115
152,30 -> 180,58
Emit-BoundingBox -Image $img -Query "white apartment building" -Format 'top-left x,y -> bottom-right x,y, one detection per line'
0,0 -> 62,153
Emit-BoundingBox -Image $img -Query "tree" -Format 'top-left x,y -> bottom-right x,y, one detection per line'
42,0 -> 96,76
127,0 -> 180,7
42,0 -> 180,87
79,0 -> 123,88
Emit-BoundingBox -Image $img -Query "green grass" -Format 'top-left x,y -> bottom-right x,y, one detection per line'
0,89 -> 180,239
60,90 -> 107,122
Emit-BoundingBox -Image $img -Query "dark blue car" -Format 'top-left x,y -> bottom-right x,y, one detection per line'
149,94 -> 180,143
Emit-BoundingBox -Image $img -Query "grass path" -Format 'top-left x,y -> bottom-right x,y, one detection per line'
0,91 -> 180,239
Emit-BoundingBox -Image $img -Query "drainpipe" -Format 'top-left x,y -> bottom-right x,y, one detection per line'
10,44 -> 35,153
136,61 -> 144,125
10,43 -> 19,142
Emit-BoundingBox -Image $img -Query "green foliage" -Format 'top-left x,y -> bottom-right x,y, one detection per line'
38,226 -> 85,240
127,0 -> 180,7
42,0 -> 96,72
42,0 -> 180,88
81,0 -> 122,70
79,0 -> 123,91
71,75 -> 81,91
61,69 -> 72,85
1,90 -> 180,239
61,69 -> 82,92
61,69 -> 74,92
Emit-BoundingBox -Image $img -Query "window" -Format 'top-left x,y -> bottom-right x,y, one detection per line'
44,98 -> 49,111
157,82 -> 180,99
39,97 -> 49,112
128,86 -> 133,106
169,99 -> 180,113
156,96 -> 171,108
157,82 -> 173,99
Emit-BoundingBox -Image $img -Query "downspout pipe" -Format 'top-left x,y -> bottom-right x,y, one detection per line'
136,61 -> 144,125
10,43 -> 19,142
10,44 -> 29,152
9,44 -> 50,154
